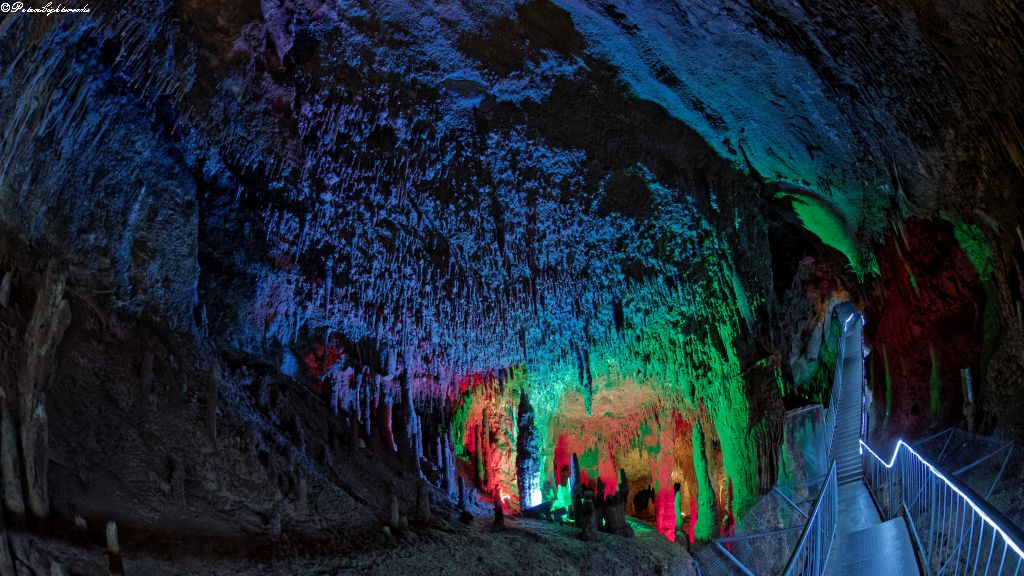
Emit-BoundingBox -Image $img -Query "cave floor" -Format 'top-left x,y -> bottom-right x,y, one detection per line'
119,515 -> 696,576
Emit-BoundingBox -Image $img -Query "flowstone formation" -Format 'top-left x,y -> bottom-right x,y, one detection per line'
0,0 -> 1022,573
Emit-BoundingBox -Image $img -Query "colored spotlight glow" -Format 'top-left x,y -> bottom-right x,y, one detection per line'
526,471 -> 543,509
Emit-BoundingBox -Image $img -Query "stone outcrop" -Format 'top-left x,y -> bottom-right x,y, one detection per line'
17,265 -> 71,522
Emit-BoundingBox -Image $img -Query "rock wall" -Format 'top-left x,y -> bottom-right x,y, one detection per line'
0,0 -> 1022,571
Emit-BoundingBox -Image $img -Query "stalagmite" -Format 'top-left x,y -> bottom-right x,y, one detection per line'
0,401 -> 24,521
602,493 -> 632,537
393,365 -> 419,471
442,433 -> 457,499
139,347 -> 155,409
0,515 -> 14,576
106,521 -> 124,575
0,272 -> 10,308
491,488 -> 504,529
516,388 -> 540,508
569,453 -> 581,520
349,414 -> 360,452
19,266 -> 72,522
206,366 -> 219,443
602,468 -> 633,537
577,490 -> 597,541
457,477 -> 472,523
413,420 -> 424,467
361,369 -> 372,440
297,476 -> 308,516
475,423 -> 486,487
388,495 -> 401,532
416,479 -> 431,523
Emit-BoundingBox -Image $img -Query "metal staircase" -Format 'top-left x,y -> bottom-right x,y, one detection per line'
696,304 -> 1024,575
829,326 -> 863,486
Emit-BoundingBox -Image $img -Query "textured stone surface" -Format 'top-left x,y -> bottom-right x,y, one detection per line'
0,0 -> 1021,572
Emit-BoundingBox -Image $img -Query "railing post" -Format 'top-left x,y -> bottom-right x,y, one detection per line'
927,472 -> 936,566
887,460 -> 894,518
815,510 -> 823,573
852,311 -> 1024,576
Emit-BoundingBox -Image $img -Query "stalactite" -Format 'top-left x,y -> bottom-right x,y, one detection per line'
0,1 -> 809,548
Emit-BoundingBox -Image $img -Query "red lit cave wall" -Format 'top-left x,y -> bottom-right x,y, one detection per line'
864,218 -> 987,443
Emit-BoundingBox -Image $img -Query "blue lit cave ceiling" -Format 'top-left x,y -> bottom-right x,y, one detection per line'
4,0 -> 1016,365
0,0 -> 1023,570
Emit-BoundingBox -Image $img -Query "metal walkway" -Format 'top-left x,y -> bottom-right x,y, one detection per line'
830,317 -> 866,485
800,307 -> 1024,576
696,305 -> 1024,575
823,315 -> 919,576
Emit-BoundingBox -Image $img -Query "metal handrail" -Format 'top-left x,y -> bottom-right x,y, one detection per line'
861,438 -> 1024,575
701,307 -> 853,575
780,308 -> 856,576
822,309 -> 860,465
781,461 -> 838,576
820,312 -> 847,465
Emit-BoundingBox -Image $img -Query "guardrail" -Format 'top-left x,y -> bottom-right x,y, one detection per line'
701,307 -> 852,575
781,309 -> 855,576
821,323 -> 845,466
861,438 -> 1024,575
781,462 -> 838,576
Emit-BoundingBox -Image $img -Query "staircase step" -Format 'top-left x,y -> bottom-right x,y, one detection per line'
826,518 -> 919,575
838,473 -> 862,485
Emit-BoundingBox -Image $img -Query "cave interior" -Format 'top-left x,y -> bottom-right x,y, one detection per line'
0,0 -> 1023,574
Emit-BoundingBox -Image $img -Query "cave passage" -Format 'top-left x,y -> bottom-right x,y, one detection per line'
0,1 -> 1022,575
